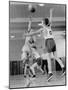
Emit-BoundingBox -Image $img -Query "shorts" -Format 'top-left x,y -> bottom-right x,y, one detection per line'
32,49 -> 40,59
36,57 -> 42,66
45,38 -> 56,53
24,58 -> 29,64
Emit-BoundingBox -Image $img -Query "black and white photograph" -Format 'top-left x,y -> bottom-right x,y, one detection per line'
9,1 -> 66,89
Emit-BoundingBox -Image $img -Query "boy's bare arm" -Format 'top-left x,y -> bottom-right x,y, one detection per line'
24,28 -> 43,36
49,8 -> 54,27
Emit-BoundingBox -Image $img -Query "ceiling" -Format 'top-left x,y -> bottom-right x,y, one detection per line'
9,1 -> 66,18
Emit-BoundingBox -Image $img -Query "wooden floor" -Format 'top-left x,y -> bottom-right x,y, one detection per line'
9,71 -> 66,89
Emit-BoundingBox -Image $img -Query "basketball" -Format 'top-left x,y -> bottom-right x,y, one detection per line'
28,4 -> 36,13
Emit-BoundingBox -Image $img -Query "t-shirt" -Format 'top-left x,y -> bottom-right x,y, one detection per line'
40,26 -> 54,40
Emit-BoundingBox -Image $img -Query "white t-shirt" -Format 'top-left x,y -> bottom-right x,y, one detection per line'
22,36 -> 31,52
22,32 -> 36,53
22,43 -> 30,53
41,26 -> 54,40
41,53 -> 48,60
25,36 -> 31,44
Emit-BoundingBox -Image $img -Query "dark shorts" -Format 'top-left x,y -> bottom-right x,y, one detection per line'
24,59 -> 29,64
45,38 -> 56,53
36,57 -> 42,66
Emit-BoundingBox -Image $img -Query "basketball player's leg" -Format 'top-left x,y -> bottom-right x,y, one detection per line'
44,39 -> 53,81
30,49 -> 40,76
23,60 -> 30,77
21,52 -> 27,77
41,59 -> 45,71
46,53 -> 52,73
50,39 -> 65,75
36,57 -> 44,74
41,53 -> 49,74
41,59 -> 48,74
30,58 -> 44,77
53,51 -> 65,75
46,38 -> 66,76
45,60 -> 49,74
28,58 -> 36,77
53,51 -> 64,68
21,51 -> 31,77
24,64 -> 28,77
33,48 -> 45,73
30,57 -> 44,77
46,53 -> 53,81
30,62 -> 37,77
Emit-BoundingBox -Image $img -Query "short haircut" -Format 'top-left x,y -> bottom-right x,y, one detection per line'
43,18 -> 50,26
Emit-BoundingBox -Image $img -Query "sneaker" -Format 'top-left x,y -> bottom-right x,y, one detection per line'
62,67 -> 65,76
24,75 -> 26,78
47,73 -> 53,81
26,82 -> 31,87
32,75 -> 36,78
26,81 -> 31,87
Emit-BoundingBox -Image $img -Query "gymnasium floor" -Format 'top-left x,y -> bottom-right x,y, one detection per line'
9,71 -> 66,88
